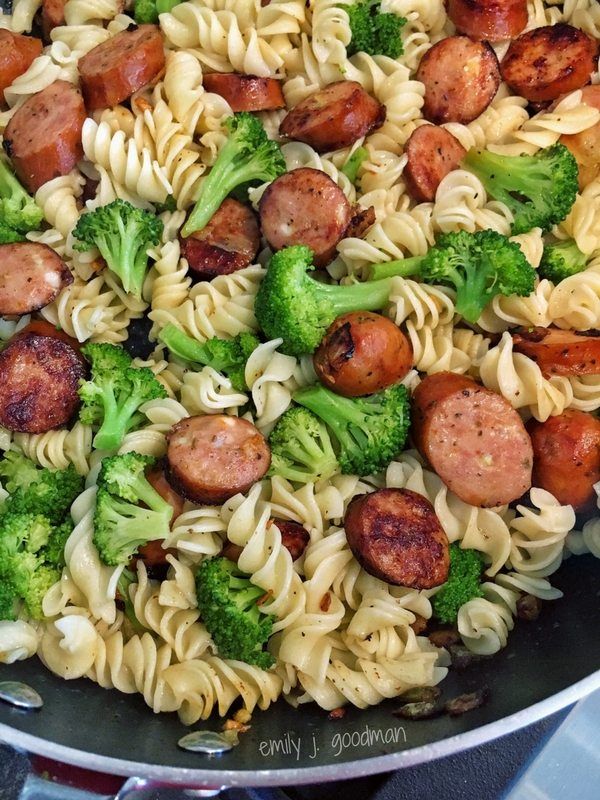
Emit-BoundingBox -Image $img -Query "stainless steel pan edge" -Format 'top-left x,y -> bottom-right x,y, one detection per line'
2,670 -> 599,788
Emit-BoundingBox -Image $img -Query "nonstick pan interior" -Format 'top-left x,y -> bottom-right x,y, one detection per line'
0,554 -> 598,787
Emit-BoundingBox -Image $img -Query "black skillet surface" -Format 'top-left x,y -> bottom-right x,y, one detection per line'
0,555 -> 598,786
0,319 -> 599,785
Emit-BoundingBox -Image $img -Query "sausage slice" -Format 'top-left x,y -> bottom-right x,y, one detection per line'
180,198 -> 260,280
78,25 -> 165,111
560,85 -> 600,188
344,205 -> 375,240
147,463 -> 185,523
528,410 -> 600,511
130,539 -> 178,581
166,415 -> 271,504
3,80 -> 85,193
0,243 -> 72,316
41,0 -> 67,39
259,167 -> 351,267
275,519 -> 310,561
345,488 -> 450,589
313,311 -> 413,397
0,332 -> 85,433
0,30 -> 42,96
202,73 -> 285,112
417,36 -> 501,125
500,25 -> 598,103
404,125 -> 467,202
512,327 -> 600,378
446,0 -> 527,42
279,80 -> 385,153
412,372 -> 533,507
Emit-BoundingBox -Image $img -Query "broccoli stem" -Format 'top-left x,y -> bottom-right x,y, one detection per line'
158,324 -> 208,364
182,139 -> 252,236
369,256 -> 425,281
317,276 -> 394,316
0,158 -> 27,204
93,393 -> 145,451
294,385 -> 368,447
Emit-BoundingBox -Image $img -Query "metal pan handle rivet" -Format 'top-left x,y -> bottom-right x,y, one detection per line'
0,681 -> 43,710
178,731 -> 235,755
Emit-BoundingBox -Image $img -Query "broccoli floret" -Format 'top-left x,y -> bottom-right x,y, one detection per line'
0,512 -> 62,620
134,0 -> 181,23
346,0 -> 407,59
72,200 -> 163,299
79,343 -> 167,452
93,453 -> 173,566
538,238 -> 589,284
293,382 -> 410,476
196,557 -> 274,669
39,520 -> 72,568
268,407 -> 338,484
0,453 -> 84,523
255,245 -> 394,355
158,325 -> 260,392
369,229 -> 536,324
0,155 -> 43,235
431,544 -> 484,625
181,113 -> 286,237
341,146 -> 369,184
0,219 -> 25,243
462,143 -> 579,235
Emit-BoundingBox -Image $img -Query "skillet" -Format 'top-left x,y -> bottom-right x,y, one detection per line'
0,552 -> 598,789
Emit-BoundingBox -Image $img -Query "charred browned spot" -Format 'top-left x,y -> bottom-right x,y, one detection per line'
276,519 -> 310,560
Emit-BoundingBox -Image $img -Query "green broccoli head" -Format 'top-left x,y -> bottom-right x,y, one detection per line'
72,200 -> 163,298
93,486 -> 171,567
134,0 -> 181,23
79,343 -> 167,452
294,382 -> 410,476
369,229 -> 536,324
0,219 -> 25,243
255,246 -> 394,355
158,325 -> 260,392
538,238 -> 589,284
40,520 -> 73,568
423,229 -> 536,323
431,544 -> 484,625
93,453 -> 173,567
462,143 -> 579,235
0,156 -> 43,235
196,557 -> 274,669
0,453 -> 84,523
268,406 -> 339,484
0,512 -> 62,620
347,0 -> 407,59
181,112 -> 286,236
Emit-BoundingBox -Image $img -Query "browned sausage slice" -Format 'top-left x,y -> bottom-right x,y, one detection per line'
404,125 -> 467,202
0,243 -> 72,315
0,332 -> 85,433
417,36 -> 501,125
313,311 -> 413,397
512,327 -> 600,377
345,488 -> 450,589
528,410 -> 600,511
3,80 -> 85,193
412,372 -> 533,507
344,205 -> 375,239
447,0 -> 527,42
180,198 -> 260,280
0,30 -> 42,96
41,0 -> 66,38
560,85 -> 600,188
500,25 -> 598,103
78,25 -> 165,111
166,415 -> 271,504
130,539 -> 178,581
279,80 -> 385,153
259,167 -> 351,267
202,73 -> 285,112
275,519 -> 310,560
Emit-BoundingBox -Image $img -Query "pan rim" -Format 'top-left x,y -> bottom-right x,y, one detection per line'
1,669 -> 599,788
